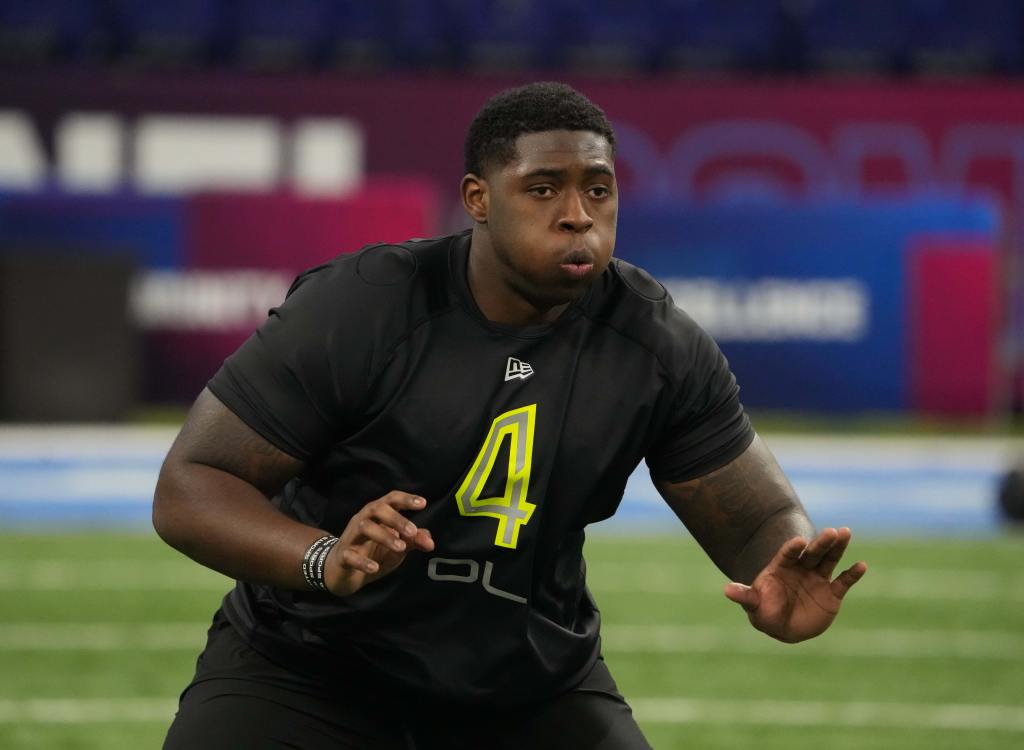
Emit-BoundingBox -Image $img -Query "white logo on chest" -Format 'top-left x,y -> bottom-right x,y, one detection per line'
504,357 -> 534,382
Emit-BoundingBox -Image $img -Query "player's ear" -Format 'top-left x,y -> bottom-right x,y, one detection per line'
461,173 -> 488,225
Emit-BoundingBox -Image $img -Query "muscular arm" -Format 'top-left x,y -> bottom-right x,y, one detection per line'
153,388 -> 434,594
655,433 -> 814,584
152,388 -> 327,590
656,432 -> 866,642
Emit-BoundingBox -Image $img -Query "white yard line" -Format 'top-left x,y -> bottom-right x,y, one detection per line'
0,623 -> 202,650
601,624 -> 1024,660
0,698 -> 175,723
1,623 -> 1020,661
631,698 -> 1024,732
0,696 -> 1020,732
0,559 -> 1021,602
0,561 -> 231,591
588,564 -> 1024,602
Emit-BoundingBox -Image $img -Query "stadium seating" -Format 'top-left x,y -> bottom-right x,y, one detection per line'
447,0 -> 558,73
556,0 -> 661,74
655,0 -> 781,72
325,1 -> 394,71
0,0 -> 100,63
230,0 -> 334,70
0,0 -> 1021,75
801,0 -> 909,74
905,0 -> 1024,74
109,1 -> 224,67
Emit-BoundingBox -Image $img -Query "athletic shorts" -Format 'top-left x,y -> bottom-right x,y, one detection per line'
163,609 -> 652,750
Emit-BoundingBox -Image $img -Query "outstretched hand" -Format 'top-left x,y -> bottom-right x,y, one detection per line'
324,491 -> 435,596
724,527 -> 867,643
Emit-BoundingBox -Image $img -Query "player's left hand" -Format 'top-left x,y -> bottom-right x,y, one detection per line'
723,527 -> 867,643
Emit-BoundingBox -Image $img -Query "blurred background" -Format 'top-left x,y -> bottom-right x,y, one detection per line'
0,1 -> 1023,748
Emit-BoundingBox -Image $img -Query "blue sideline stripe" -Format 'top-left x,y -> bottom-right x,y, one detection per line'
0,451 -> 1005,535
0,504 -> 153,527
0,459 -> 164,471
0,459 -> 999,483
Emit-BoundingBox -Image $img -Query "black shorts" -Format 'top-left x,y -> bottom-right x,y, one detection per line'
163,610 -> 652,750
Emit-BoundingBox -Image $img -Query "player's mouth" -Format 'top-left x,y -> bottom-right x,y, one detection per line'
558,249 -> 595,279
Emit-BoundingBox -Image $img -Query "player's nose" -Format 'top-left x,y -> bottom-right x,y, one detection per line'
557,189 -> 593,233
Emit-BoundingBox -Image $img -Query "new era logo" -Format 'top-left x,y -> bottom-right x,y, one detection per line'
504,357 -> 534,382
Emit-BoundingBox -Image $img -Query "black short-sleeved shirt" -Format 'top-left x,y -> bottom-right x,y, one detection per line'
208,229 -> 753,705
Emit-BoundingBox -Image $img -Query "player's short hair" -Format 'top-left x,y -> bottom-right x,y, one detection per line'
464,82 -> 616,176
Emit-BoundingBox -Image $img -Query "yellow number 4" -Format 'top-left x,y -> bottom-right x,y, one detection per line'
455,404 -> 537,549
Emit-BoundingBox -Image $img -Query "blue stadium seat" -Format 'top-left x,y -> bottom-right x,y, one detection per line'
0,0 -> 98,63
386,0 -> 462,70
554,0 -> 660,73
4,0 -> 1022,76
654,0 -> 782,72
231,0 -> 336,70
110,0 -> 224,67
323,1 -> 393,70
445,0 -> 557,72
906,0 -> 1024,74
802,0 -> 909,74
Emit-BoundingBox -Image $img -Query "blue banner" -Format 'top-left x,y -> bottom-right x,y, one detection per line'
616,196 -> 999,411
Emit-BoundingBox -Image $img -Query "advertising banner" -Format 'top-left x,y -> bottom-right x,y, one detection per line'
0,182 -> 440,403
4,71 -> 1022,218
616,196 -> 1000,411
2,72 -> 1018,413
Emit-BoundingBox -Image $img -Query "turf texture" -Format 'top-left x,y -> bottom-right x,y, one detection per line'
0,532 -> 1021,749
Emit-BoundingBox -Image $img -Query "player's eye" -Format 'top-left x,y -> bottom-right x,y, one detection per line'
588,185 -> 612,199
528,185 -> 555,197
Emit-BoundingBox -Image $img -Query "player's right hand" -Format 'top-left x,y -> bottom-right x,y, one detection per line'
324,491 -> 434,596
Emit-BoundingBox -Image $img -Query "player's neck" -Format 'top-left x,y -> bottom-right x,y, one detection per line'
467,230 -> 571,326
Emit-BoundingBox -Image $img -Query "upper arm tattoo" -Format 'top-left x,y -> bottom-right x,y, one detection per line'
168,388 -> 305,498
655,434 -> 813,579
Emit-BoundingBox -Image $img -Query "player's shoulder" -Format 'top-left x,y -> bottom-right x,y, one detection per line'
587,258 -> 707,361
353,232 -> 456,288
608,258 -> 670,305
285,231 -> 460,312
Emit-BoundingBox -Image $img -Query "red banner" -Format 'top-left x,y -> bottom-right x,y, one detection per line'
908,239 -> 1000,415
187,180 -> 439,269
145,183 -> 438,401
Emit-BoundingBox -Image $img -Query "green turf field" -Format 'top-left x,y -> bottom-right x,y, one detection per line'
0,532 -> 1021,749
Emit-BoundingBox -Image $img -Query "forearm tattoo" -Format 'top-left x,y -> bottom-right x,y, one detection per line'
656,434 -> 814,583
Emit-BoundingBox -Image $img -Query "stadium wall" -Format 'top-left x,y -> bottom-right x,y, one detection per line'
0,71 -> 1018,413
